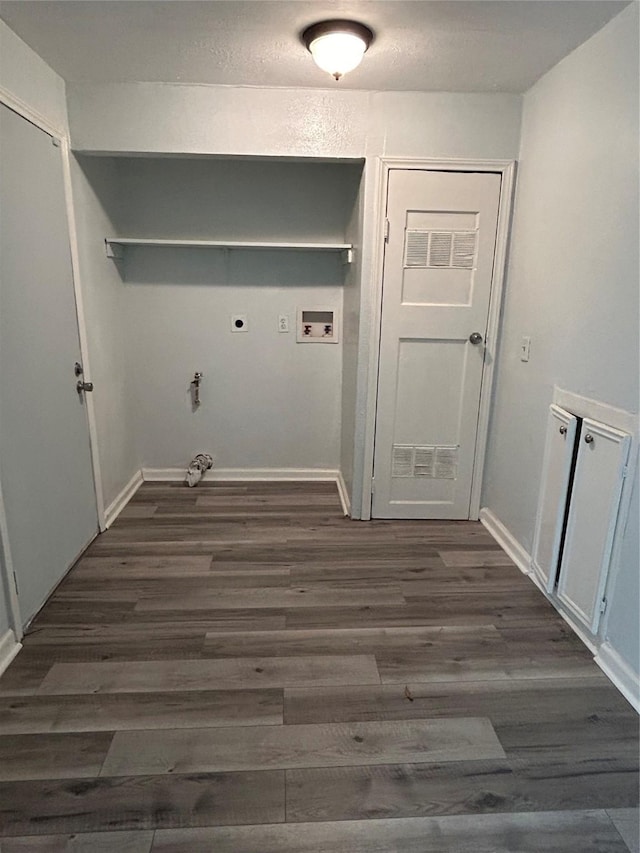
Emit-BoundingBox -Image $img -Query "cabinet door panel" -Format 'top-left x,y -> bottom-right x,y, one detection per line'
531,405 -> 578,592
557,418 -> 630,633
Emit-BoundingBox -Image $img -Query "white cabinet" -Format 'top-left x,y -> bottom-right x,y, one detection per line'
531,405 -> 578,592
532,405 -> 631,634
557,418 -> 631,633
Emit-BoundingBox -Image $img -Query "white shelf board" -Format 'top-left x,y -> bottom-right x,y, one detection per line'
105,237 -> 352,260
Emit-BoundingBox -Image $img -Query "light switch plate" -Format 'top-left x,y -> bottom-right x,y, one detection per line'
520,336 -> 531,362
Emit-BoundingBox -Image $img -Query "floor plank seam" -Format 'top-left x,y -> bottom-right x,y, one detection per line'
0,481 -> 636,845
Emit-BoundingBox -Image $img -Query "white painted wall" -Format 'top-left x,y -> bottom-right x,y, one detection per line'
483,5 -> 639,674
0,19 -> 69,638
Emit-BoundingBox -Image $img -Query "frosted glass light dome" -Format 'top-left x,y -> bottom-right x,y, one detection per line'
302,21 -> 373,81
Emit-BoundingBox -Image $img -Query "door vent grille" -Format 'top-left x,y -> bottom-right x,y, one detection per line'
392,445 -> 458,479
404,229 -> 477,270
404,231 -> 429,267
429,232 -> 453,267
391,445 -> 414,478
452,232 -> 477,269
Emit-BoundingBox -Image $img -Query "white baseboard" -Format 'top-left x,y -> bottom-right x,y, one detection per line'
479,507 -> 531,575
141,467 -> 350,511
142,467 -> 342,483
104,469 -> 144,529
336,471 -> 351,517
0,629 -> 21,677
595,642 -> 640,713
480,506 -> 640,707
527,569 -> 598,654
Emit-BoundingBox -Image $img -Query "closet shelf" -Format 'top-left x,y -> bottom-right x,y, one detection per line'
105,237 -> 353,263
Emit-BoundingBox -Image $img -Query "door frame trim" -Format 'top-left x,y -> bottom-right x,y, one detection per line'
0,87 -> 105,635
361,157 -> 516,520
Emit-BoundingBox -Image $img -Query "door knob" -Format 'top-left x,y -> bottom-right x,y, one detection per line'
559,425 -> 567,435
469,332 -> 483,345
77,380 -> 94,394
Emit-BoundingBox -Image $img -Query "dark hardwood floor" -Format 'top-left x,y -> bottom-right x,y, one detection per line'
0,481 -> 637,852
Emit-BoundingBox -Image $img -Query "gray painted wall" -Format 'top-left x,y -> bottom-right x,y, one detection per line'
71,156 -> 139,507
606,467 -> 639,675
70,84 -> 521,506
0,19 -> 67,132
67,85 -> 522,162
78,157 -> 362,474
483,5 -> 639,674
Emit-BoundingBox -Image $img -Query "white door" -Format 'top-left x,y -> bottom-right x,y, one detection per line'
557,418 -> 630,634
372,169 -> 501,519
0,104 -> 98,625
531,404 -> 579,592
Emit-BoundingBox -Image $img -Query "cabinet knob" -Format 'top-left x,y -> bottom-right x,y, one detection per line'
584,433 -> 594,444
559,425 -> 567,435
469,332 -> 483,345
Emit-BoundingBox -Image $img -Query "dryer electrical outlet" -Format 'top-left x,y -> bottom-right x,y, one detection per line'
230,314 -> 248,332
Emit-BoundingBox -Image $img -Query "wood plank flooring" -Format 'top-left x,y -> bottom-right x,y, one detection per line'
0,481 -> 637,851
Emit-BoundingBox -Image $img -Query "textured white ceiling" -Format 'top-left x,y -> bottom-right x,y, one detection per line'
0,1 -> 629,93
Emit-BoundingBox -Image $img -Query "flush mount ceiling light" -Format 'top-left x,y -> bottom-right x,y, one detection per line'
302,20 -> 374,81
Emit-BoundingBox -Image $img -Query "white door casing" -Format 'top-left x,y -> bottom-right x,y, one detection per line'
372,169 -> 501,519
0,104 -> 98,625
531,404 -> 579,592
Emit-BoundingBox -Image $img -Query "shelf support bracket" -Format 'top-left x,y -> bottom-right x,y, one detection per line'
105,239 -> 124,260
342,248 -> 354,265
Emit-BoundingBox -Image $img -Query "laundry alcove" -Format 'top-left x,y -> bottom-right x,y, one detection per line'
71,153 -> 365,497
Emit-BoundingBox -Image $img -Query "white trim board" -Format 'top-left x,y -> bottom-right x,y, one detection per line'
143,467 -> 343,483
0,84 -> 65,141
479,507 -> 530,575
595,642 -> 640,714
480,505 -> 640,704
481,505 -> 597,651
142,467 -> 350,511
336,471 -> 351,517
104,470 -> 144,529
0,629 -> 21,677
61,137 -> 106,531
553,387 -> 638,436
360,157 -> 516,520
527,567 -> 598,655
0,477 -> 22,638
